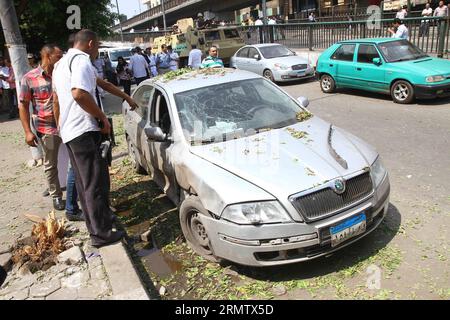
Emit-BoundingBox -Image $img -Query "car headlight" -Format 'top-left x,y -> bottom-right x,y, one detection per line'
221,201 -> 291,225
426,75 -> 445,83
273,63 -> 290,70
370,157 -> 387,187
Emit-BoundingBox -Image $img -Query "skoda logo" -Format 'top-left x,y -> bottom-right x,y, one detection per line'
333,179 -> 346,194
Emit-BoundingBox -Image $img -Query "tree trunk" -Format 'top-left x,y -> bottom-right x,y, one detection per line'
0,0 -> 31,97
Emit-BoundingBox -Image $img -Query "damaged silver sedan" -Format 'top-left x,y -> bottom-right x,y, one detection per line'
123,68 -> 390,266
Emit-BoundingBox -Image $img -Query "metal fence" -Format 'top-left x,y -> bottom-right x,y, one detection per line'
238,17 -> 449,58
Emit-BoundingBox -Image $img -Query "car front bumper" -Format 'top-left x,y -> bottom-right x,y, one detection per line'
414,83 -> 450,99
200,175 -> 390,267
273,68 -> 316,82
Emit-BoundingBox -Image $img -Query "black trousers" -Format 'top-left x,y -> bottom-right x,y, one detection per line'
66,131 -> 114,245
120,79 -> 131,96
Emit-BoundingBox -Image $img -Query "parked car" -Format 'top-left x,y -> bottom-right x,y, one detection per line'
99,47 -> 133,70
230,44 -> 315,82
317,38 -> 450,103
123,68 -> 390,266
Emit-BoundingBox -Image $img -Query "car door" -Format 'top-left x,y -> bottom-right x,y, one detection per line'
246,47 -> 264,74
233,47 -> 249,69
354,44 -> 388,92
331,44 -> 358,87
145,87 -> 179,203
126,85 -> 153,167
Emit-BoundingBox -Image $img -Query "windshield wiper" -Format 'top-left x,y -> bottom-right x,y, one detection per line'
389,58 -> 413,62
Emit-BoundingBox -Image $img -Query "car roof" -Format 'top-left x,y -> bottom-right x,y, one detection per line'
245,43 -> 285,48
337,38 -> 400,45
141,68 -> 261,94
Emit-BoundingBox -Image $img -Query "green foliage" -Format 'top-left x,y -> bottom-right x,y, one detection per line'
15,0 -> 117,53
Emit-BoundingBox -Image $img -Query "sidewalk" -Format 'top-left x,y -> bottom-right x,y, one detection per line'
0,112 -> 149,300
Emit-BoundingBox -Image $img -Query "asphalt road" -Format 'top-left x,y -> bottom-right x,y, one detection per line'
103,77 -> 450,299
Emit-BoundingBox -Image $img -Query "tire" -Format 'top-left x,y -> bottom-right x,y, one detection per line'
179,196 -> 222,263
391,80 -> 415,104
320,74 -> 336,93
126,136 -> 146,175
263,69 -> 275,82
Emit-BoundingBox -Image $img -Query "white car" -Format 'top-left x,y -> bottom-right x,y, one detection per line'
99,47 -> 133,70
230,44 -> 315,82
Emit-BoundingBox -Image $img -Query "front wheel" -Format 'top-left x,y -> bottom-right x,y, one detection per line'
179,196 -> 222,263
263,69 -> 275,82
320,74 -> 336,93
391,80 -> 415,104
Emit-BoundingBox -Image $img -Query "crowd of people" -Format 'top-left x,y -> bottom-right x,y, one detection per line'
1,29 -> 225,249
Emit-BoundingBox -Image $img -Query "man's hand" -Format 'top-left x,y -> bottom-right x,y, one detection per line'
25,131 -> 38,147
127,97 -> 139,111
100,116 -> 111,135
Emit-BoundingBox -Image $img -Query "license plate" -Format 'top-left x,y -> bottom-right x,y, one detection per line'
296,72 -> 305,77
330,213 -> 366,247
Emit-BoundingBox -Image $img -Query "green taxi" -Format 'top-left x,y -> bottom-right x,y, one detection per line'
316,38 -> 450,104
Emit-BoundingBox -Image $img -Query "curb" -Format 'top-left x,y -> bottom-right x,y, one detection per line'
100,241 -> 150,300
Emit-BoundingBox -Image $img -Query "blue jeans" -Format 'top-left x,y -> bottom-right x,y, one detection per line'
65,160 -> 80,214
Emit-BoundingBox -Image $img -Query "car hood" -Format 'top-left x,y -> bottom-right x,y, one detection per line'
189,116 -> 377,200
268,55 -> 309,67
395,57 -> 450,76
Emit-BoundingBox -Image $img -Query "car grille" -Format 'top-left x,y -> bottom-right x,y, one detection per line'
292,64 -> 307,70
290,172 -> 374,222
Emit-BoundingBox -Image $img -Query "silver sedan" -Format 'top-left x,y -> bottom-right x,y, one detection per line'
230,43 -> 315,82
123,68 -> 390,266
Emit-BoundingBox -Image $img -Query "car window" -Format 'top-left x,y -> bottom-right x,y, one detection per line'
204,31 -> 220,41
224,29 -> 240,39
357,44 -> 380,63
377,40 -> 428,62
247,47 -> 259,59
109,49 -> 133,62
151,89 -> 171,135
259,45 -> 294,59
237,47 -> 249,58
331,44 -> 356,62
174,79 -> 306,143
133,85 -> 153,120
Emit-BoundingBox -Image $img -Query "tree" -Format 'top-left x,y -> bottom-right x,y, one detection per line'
13,0 -> 117,54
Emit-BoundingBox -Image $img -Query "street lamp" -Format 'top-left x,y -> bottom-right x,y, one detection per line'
161,0 -> 167,31
115,0 -> 124,42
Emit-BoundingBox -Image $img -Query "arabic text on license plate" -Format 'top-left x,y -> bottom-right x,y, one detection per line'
330,213 -> 366,247
297,72 -> 305,77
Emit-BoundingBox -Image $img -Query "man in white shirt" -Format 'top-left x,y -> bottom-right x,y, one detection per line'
255,18 -> 263,26
167,45 -> 179,71
434,1 -> 449,38
419,3 -> 433,37
388,18 -> 409,39
53,29 -> 124,248
395,6 -> 407,19
129,47 -> 150,85
188,44 -> 202,69
0,57 -> 12,117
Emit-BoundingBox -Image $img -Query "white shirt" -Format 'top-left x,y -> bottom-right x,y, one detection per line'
268,19 -> 276,25
0,66 -> 10,89
255,19 -> 263,26
154,26 -> 159,31
188,48 -> 202,69
169,52 -> 179,70
129,53 -> 148,78
396,9 -> 407,19
421,8 -> 433,22
433,6 -> 448,17
392,24 -> 409,39
53,48 -> 99,143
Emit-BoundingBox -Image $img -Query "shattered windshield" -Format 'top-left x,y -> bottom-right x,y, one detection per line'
174,79 -> 304,144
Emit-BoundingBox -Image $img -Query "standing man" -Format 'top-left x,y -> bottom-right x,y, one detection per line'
129,47 -> 150,85
156,44 -> 172,74
396,5 -> 408,20
434,1 -> 449,39
201,46 -> 224,68
188,44 -> 202,69
53,29 -> 124,247
18,44 -> 65,210
388,18 -> 409,39
419,3 -> 433,37
167,45 -> 179,71
0,57 -> 15,119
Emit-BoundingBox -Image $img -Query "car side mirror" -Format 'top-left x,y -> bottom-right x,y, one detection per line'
254,54 -> 261,60
372,57 -> 382,65
145,126 -> 168,142
297,96 -> 309,108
